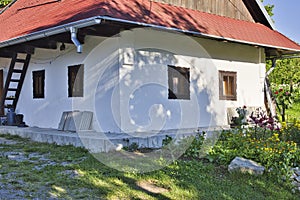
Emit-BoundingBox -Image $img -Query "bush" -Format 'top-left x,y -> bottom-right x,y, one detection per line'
162,120 -> 300,182
183,133 -> 205,159
280,120 -> 300,146
208,125 -> 300,180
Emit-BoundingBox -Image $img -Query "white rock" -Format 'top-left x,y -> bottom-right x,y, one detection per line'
228,157 -> 265,175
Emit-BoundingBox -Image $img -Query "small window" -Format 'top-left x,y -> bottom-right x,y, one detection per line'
219,71 -> 237,101
68,64 -> 84,97
168,65 -> 190,100
32,70 -> 45,99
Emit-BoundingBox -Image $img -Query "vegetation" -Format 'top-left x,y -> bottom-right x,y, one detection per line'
268,59 -> 300,85
180,111 -> 300,181
267,58 -> 300,122
261,0 -> 274,18
0,0 -> 11,8
207,121 -> 300,180
0,132 -> 299,199
286,100 -> 300,121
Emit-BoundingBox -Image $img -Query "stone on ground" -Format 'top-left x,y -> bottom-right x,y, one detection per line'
228,157 -> 265,175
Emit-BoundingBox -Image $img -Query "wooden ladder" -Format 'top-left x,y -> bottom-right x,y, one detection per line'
0,53 -> 31,111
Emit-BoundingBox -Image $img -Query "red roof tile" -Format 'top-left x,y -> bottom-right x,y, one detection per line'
0,0 -> 300,52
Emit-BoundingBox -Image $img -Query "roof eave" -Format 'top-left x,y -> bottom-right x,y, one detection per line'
0,16 -> 299,56
254,0 -> 276,30
0,16 -> 102,49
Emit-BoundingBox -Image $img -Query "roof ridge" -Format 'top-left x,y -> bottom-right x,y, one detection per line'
17,0 -> 61,11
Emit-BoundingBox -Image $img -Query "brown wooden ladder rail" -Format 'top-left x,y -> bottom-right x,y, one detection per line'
0,53 -> 31,112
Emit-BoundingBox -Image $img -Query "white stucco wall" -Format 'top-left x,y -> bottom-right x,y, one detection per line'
116,29 -> 266,132
0,28 -> 266,133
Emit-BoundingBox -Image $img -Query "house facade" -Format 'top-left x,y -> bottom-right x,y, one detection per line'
0,0 -> 299,133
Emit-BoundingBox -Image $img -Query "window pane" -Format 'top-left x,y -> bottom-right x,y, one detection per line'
32,70 -> 45,99
223,76 -> 228,95
168,65 -> 190,100
228,76 -> 234,96
219,71 -> 237,101
172,77 -> 179,94
68,64 -> 84,97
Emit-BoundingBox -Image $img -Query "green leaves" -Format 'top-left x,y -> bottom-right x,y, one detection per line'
261,0 -> 275,18
0,0 -> 11,8
268,58 -> 300,85
272,83 -> 299,121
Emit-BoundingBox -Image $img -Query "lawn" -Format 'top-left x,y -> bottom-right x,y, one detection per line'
0,134 -> 299,199
286,100 -> 300,122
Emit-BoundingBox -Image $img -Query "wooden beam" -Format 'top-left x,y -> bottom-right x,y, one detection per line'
25,39 -> 57,49
0,50 -> 14,58
51,32 -> 85,44
80,23 -> 137,37
0,45 -> 35,56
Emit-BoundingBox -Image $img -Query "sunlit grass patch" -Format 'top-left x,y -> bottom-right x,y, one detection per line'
0,133 -> 299,199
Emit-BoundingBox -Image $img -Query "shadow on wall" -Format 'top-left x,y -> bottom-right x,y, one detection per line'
93,45 -> 217,133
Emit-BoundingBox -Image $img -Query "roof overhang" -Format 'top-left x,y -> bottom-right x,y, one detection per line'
0,16 -> 102,49
0,15 -> 299,58
243,0 -> 276,30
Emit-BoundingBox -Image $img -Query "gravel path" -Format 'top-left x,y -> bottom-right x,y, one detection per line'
0,137 -> 86,199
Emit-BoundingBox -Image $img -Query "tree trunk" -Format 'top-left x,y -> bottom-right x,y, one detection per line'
281,103 -> 286,122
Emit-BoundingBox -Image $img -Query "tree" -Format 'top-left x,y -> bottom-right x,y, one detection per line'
268,59 -> 300,85
268,59 -> 300,121
261,0 -> 275,18
0,0 -> 11,8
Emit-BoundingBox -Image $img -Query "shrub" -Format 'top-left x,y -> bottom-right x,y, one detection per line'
231,106 -> 248,126
208,127 -> 300,180
183,133 -> 205,158
271,83 -> 299,122
280,119 -> 300,146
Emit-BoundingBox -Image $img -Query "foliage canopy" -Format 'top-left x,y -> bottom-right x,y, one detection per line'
0,0 -> 11,8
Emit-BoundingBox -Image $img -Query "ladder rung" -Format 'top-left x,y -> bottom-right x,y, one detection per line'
10,79 -> 20,82
7,88 -> 18,91
16,59 -> 26,63
5,97 -> 15,100
13,69 -> 23,73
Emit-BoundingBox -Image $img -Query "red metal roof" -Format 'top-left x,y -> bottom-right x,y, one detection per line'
0,0 -> 300,52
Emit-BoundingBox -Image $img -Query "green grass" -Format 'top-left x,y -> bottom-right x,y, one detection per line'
286,100 -> 300,121
0,134 -> 299,199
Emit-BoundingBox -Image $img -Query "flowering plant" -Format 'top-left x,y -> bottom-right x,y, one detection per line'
231,106 -> 248,126
248,108 -> 280,131
272,84 -> 296,121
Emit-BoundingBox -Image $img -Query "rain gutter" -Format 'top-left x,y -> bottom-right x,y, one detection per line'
0,16 -> 102,48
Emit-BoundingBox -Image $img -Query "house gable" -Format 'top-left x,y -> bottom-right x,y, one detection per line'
154,0 -> 255,22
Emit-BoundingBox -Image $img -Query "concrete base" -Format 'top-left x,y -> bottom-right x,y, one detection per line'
0,126 -> 229,152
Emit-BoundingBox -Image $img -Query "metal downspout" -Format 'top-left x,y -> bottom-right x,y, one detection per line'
264,58 -> 277,117
70,27 -> 82,53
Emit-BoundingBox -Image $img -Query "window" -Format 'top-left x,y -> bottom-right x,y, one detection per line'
68,64 -> 84,97
219,71 -> 237,101
168,65 -> 190,100
32,70 -> 45,99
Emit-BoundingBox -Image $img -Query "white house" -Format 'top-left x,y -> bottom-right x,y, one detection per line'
0,0 -> 299,134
